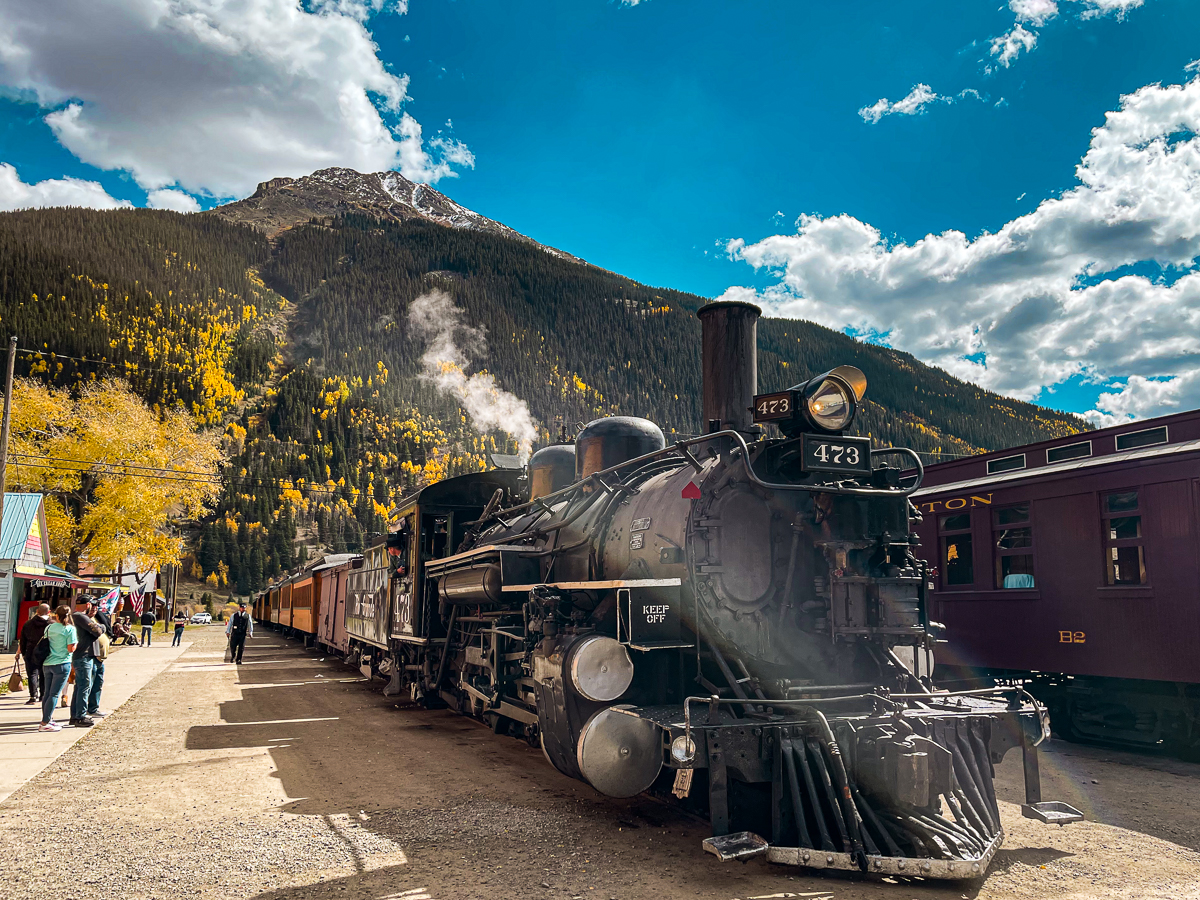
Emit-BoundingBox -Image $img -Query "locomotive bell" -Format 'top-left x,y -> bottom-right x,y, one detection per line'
528,444 -> 576,499
575,416 -> 665,480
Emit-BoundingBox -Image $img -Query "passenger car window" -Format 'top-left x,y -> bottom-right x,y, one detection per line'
1102,490 -> 1146,585
938,513 -> 974,587
993,505 -> 1034,589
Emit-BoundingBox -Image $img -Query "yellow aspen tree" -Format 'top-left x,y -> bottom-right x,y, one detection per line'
9,378 -> 223,573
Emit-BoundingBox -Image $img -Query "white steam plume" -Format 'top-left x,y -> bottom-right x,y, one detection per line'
407,291 -> 538,463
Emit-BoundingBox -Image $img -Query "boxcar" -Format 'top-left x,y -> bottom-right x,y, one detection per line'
313,554 -> 358,654
912,409 -> 1200,752
290,574 -> 315,636
279,579 -> 294,631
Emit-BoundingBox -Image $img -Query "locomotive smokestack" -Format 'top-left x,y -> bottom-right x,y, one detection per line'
698,300 -> 761,437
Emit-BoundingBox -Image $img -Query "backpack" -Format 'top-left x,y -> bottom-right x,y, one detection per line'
91,630 -> 111,661
33,636 -> 51,666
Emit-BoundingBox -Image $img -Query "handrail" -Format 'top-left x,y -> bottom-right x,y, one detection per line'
471,430 -> 926,535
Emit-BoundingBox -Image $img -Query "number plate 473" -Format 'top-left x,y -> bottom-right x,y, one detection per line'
800,434 -> 872,475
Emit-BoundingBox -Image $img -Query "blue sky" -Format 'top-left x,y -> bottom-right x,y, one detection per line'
1,0 -> 1198,422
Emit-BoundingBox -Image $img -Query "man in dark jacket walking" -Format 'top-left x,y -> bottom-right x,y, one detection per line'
225,602 -> 253,664
140,609 -> 156,645
18,603 -> 51,705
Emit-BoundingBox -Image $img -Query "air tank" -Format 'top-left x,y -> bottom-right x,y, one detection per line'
528,444 -> 577,499
575,416 -> 666,480
439,564 -> 502,605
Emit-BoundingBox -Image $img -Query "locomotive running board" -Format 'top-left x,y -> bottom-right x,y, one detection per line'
704,829 -> 1004,880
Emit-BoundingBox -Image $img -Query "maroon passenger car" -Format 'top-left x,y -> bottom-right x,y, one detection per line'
910,409 -> 1200,752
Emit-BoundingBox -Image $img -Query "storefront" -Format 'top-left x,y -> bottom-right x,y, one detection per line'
0,493 -> 52,651
13,565 -> 91,635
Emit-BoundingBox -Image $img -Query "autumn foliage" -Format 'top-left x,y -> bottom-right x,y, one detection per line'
8,378 -> 222,573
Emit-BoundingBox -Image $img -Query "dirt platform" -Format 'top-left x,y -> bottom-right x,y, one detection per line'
1,626 -> 1198,900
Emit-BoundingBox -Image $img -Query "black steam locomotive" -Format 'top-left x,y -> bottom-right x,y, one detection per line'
364,302 -> 1079,879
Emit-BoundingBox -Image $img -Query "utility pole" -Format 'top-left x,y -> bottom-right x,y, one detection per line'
0,336 -> 19,532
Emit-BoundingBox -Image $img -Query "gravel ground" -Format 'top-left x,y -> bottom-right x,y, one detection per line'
2,626 -> 1200,900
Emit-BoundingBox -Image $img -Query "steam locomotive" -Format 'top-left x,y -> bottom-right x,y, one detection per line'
262,301 -> 1080,879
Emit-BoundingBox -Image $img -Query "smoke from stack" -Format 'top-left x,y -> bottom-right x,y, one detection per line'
408,290 -> 538,463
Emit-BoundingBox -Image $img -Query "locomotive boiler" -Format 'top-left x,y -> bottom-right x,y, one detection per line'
364,301 -> 1080,879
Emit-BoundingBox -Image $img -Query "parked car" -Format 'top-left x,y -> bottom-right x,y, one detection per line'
190,613 -> 212,624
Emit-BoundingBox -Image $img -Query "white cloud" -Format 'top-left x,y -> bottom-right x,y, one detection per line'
1089,373 -> 1198,426
990,24 -> 1038,68
0,162 -> 132,211
0,0 -> 468,202
1010,0 -> 1059,27
859,84 -> 987,124
1078,0 -> 1144,20
722,75 -> 1200,423
146,188 -> 200,213
859,84 -> 941,124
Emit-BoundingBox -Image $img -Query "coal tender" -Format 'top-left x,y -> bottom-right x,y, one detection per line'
407,301 -> 1081,879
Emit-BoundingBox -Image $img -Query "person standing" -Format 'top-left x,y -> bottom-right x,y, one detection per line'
18,603 -> 51,706
172,609 -> 187,647
140,608 -> 156,646
70,601 -> 103,728
39,606 -> 77,732
87,602 -> 112,720
225,602 -> 253,664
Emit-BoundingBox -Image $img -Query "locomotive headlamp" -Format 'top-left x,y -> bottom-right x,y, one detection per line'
754,365 -> 868,436
805,377 -> 855,431
805,366 -> 866,432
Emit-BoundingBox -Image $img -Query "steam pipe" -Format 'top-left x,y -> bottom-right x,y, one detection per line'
466,431 -> 926,537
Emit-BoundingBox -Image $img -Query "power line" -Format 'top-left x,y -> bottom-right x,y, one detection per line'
16,346 -> 202,379
7,457 -> 365,497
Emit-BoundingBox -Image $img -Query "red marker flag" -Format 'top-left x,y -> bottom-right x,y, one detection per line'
681,481 -> 701,500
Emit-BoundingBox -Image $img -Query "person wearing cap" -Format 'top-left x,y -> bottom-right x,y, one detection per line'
69,600 -> 104,728
225,601 -> 253,664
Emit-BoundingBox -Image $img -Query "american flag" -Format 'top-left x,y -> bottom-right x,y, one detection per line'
129,584 -> 145,616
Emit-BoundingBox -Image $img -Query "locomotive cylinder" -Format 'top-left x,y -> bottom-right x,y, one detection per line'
439,564 -> 503,605
698,300 -> 761,436
568,635 -> 635,702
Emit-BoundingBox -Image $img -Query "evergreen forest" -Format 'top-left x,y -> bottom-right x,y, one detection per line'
0,206 -> 1086,593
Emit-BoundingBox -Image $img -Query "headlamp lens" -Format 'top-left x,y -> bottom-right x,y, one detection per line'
806,379 -> 854,430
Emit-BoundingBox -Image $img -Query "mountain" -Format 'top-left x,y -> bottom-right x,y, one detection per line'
213,167 -> 582,262
0,172 -> 1088,593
